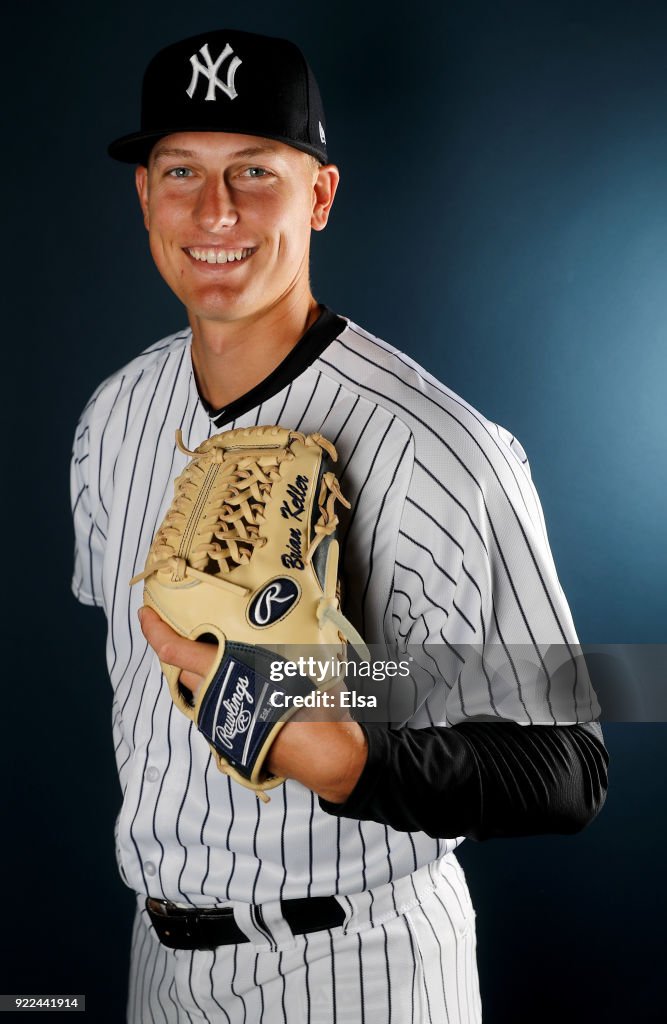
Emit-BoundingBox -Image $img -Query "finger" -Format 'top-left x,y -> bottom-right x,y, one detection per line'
179,669 -> 205,693
139,606 -> 218,679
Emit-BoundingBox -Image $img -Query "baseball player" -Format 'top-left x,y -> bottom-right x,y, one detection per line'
70,29 -> 608,1023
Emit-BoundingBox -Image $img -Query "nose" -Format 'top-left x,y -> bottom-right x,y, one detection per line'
194,176 -> 238,232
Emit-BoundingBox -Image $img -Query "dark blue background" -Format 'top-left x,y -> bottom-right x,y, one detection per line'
4,1 -> 665,1020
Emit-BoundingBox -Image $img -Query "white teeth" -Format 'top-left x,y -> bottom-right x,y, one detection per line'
187,247 -> 252,264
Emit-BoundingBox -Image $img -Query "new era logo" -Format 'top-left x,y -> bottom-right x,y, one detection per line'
186,42 -> 242,102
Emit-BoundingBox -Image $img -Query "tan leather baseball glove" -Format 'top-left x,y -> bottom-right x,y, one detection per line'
130,425 -> 367,800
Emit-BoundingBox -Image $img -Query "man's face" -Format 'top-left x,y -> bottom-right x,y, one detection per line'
135,132 -> 338,326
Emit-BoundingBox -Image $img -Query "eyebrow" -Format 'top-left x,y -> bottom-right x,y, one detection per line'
152,147 -> 198,160
151,143 -> 281,162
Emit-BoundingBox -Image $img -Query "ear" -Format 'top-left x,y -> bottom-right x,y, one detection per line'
135,165 -> 150,230
311,164 -> 340,231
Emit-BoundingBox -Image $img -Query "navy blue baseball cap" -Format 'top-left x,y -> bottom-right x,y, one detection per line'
108,29 -> 328,165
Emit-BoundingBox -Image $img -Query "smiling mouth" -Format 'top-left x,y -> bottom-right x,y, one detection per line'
185,247 -> 254,265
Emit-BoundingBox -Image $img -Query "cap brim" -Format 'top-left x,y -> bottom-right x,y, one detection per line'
108,127 -> 326,164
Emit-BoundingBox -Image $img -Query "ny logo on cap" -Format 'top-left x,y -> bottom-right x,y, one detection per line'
186,42 -> 242,102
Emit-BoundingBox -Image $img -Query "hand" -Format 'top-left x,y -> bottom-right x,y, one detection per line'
138,607 -> 368,803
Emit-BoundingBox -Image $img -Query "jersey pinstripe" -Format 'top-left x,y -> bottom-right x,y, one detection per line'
71,315 -> 599,907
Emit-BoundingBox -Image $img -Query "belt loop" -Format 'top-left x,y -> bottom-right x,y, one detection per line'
336,887 -> 374,934
337,894 -> 354,935
257,900 -> 299,949
232,903 -> 295,950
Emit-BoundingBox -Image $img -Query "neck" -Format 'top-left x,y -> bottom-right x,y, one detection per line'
189,293 -> 320,410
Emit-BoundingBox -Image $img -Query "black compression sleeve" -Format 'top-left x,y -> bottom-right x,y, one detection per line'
318,722 -> 608,841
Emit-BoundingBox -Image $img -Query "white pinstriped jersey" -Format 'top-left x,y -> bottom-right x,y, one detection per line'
71,315 -> 599,907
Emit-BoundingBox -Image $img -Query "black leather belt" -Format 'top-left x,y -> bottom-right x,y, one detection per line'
146,896 -> 346,950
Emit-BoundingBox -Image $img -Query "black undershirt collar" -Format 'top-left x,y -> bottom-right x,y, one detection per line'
197,306 -> 346,429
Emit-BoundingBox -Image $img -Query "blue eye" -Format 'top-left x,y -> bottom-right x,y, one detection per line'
245,167 -> 269,177
168,167 -> 192,178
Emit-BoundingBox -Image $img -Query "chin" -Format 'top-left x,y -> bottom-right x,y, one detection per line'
187,298 -> 257,324
187,285 -> 285,325
177,285 -> 246,318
